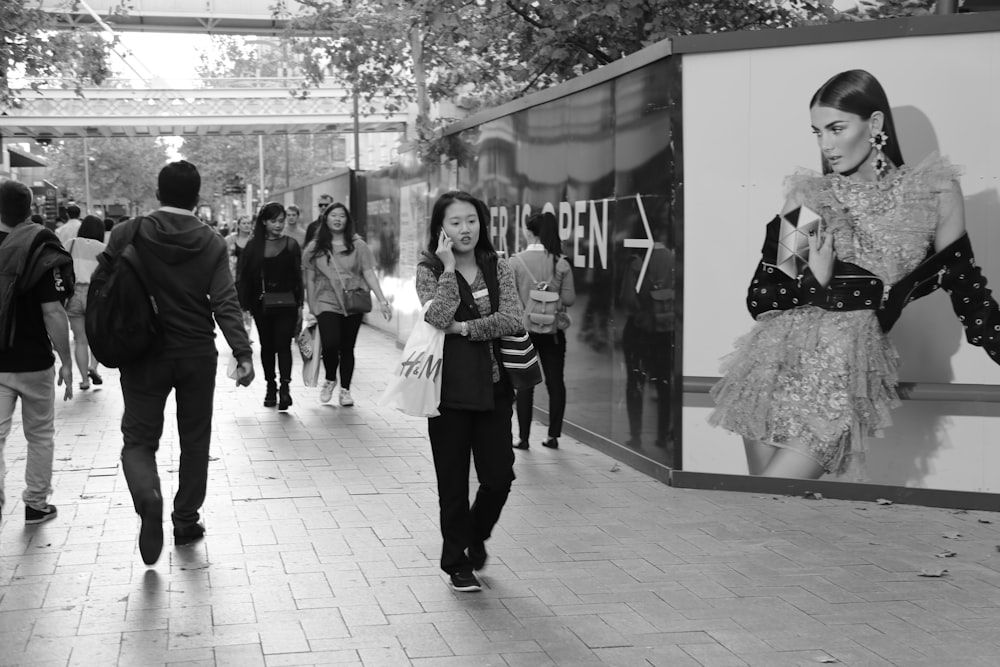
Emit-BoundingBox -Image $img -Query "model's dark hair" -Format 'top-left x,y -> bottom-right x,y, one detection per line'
246,201 -> 286,260
525,211 -> 563,270
810,69 -> 903,175
421,190 -> 496,273
66,204 -> 81,219
0,180 -> 33,225
157,160 -> 200,209
79,215 -> 106,241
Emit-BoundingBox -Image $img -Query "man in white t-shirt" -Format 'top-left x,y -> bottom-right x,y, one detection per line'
56,204 -> 82,245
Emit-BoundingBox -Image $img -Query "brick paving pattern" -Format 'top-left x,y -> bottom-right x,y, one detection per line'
1,325 -> 1000,666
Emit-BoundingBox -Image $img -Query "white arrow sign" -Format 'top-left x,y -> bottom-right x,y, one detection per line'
623,193 -> 653,293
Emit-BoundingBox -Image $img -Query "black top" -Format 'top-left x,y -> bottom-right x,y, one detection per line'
238,237 -> 304,312
0,230 -> 70,372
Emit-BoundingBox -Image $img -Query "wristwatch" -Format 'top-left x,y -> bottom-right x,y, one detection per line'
460,321 -> 469,337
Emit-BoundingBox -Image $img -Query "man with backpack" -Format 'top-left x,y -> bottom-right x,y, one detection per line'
0,179 -> 74,526
103,161 -> 254,565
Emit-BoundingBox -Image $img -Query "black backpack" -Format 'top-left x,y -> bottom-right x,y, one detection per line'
86,218 -> 162,367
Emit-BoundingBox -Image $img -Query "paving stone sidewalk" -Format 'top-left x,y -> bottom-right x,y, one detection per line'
2,325 -> 1000,666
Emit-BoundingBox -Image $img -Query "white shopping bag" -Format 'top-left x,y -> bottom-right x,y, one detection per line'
379,302 -> 444,417
301,324 -> 323,388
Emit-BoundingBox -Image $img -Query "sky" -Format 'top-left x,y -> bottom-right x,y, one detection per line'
113,33 -> 210,85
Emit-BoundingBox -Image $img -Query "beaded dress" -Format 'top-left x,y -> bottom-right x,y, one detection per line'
710,154 -> 960,474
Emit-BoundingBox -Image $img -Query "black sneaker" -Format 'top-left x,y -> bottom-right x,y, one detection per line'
174,521 -> 205,546
542,437 -> 559,449
25,504 -> 58,525
513,440 -> 529,450
138,491 -> 163,565
449,571 -> 482,592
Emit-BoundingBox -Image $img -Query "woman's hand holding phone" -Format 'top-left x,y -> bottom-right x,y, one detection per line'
436,230 -> 456,271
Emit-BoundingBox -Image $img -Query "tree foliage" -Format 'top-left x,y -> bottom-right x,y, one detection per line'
0,0 -> 115,110
275,0 -> 945,163
279,1 -> 838,113
43,136 -> 170,214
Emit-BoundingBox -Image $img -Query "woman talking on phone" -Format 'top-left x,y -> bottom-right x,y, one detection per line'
416,191 -> 523,592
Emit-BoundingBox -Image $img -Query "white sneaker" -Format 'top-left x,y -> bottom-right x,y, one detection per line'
319,380 -> 336,403
339,388 -> 354,406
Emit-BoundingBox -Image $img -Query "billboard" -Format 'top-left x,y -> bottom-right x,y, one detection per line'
682,31 -> 1000,492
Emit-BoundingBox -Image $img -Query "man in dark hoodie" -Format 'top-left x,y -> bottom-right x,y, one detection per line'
104,160 -> 254,565
0,179 -> 74,526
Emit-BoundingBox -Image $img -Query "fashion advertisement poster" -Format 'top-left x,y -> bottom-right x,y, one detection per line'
683,32 -> 1000,492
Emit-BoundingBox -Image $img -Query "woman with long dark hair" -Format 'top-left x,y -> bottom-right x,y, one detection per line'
303,202 -> 392,406
510,211 -> 575,450
711,69 -> 1000,480
65,215 -> 106,390
416,190 -> 523,592
238,202 -> 303,410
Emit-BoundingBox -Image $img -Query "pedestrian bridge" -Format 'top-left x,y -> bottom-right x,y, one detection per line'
0,79 -> 408,140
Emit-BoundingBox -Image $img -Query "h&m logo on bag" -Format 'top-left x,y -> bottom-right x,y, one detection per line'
399,350 -> 442,380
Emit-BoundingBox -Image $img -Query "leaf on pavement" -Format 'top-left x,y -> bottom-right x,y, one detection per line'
935,551 -> 956,558
875,498 -> 893,505
804,491 -> 823,500
942,532 -> 962,539
919,568 -> 948,577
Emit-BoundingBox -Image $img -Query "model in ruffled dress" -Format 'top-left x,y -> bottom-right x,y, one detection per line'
710,69 -> 1000,480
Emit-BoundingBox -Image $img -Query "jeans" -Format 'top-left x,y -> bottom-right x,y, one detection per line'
252,306 -> 298,384
428,387 -> 515,574
119,355 -> 217,530
317,311 -> 363,388
0,368 -> 56,510
515,331 -> 567,441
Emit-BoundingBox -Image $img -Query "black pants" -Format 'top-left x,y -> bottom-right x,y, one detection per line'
253,306 -> 298,384
515,331 -> 567,441
120,355 -> 217,530
317,311 -> 364,388
428,387 -> 515,574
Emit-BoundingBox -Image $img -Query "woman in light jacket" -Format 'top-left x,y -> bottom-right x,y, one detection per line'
303,202 -> 391,407
510,211 -> 575,450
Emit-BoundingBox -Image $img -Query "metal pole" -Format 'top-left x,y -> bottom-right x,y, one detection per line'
83,136 -> 93,213
258,134 -> 265,203
353,88 -> 361,171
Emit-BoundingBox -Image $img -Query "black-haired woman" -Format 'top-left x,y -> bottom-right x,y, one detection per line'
238,202 -> 303,410
416,190 -> 523,592
711,69 -> 1000,480
303,202 -> 392,407
510,211 -> 575,450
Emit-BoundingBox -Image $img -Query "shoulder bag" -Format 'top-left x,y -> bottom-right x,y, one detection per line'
326,250 -> 372,315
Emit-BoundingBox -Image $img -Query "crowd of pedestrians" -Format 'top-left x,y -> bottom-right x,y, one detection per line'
0,162 -> 576,595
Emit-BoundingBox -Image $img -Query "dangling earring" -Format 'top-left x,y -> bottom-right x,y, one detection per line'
869,131 -> 889,179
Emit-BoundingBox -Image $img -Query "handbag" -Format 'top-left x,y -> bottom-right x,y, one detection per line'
379,301 -> 444,417
260,271 -> 296,312
324,254 -> 373,315
498,330 -> 543,390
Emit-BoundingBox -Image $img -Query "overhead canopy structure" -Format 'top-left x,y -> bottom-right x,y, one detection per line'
35,0 -> 308,35
6,145 -> 48,168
